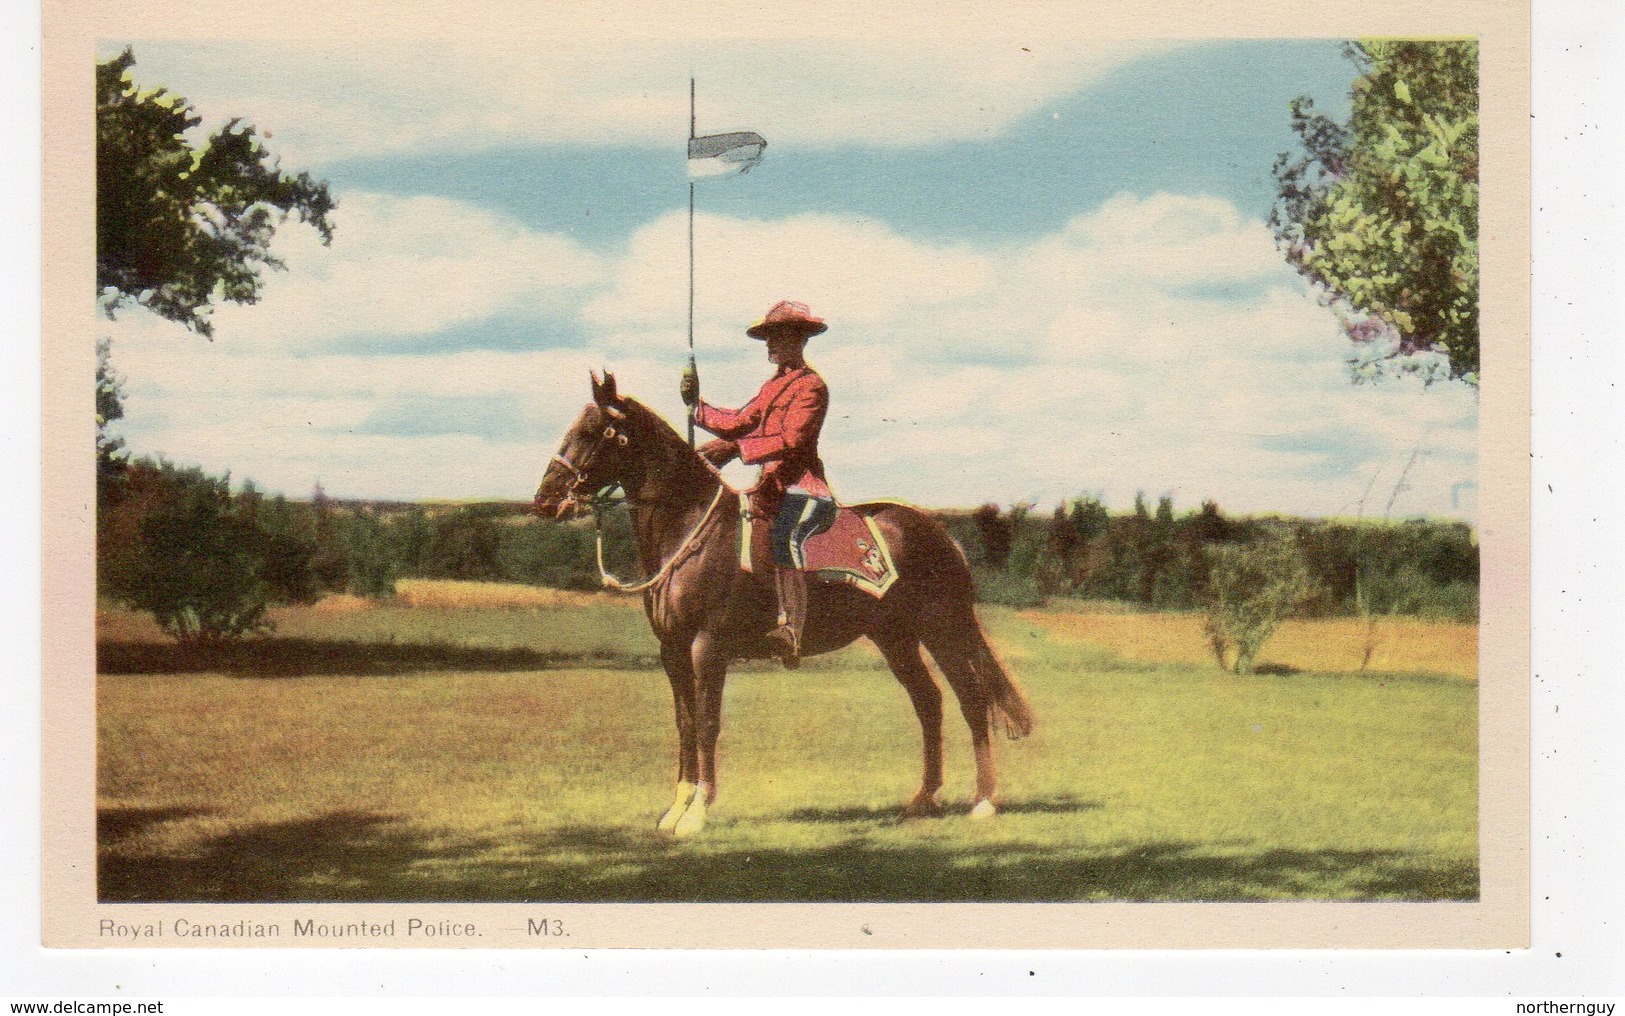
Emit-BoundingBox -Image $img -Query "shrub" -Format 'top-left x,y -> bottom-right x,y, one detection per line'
972,566 -> 1046,609
971,504 -> 1013,569
101,460 -> 319,643
1363,564 -> 1479,624
1203,532 -> 1320,674
423,505 -> 504,581
338,509 -> 399,598
1419,581 -> 1479,624
241,488 -> 321,604
493,515 -> 603,590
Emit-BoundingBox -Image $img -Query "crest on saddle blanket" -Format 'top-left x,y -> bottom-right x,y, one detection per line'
739,505 -> 899,598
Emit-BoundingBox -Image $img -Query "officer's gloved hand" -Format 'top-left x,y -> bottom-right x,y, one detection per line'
680,366 -> 700,408
697,439 -> 738,468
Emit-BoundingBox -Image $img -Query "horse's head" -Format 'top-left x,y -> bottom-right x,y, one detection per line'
533,370 -> 639,519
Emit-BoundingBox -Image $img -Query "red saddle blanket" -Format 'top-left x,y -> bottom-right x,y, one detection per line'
739,504 -> 899,599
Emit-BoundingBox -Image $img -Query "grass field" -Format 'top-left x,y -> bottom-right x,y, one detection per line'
97,581 -> 1478,903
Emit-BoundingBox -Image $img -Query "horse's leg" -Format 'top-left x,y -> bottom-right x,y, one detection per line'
922,627 -> 999,819
673,632 -> 728,838
657,639 -> 700,832
872,634 -> 945,818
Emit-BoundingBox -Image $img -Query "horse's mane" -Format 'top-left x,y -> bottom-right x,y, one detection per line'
618,397 -> 686,450
619,397 -> 732,487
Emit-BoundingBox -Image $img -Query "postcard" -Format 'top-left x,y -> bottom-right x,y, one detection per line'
42,0 -> 1530,949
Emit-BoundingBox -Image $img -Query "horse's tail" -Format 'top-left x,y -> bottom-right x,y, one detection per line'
970,624 -> 1034,739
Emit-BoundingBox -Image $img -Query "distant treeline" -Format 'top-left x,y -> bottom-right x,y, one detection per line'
942,494 -> 1477,622
98,457 -> 1476,642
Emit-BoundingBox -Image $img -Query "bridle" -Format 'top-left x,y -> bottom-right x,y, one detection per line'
547,412 -> 727,594
550,421 -> 630,517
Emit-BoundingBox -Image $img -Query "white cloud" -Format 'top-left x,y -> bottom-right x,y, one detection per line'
109,337 -> 603,500
105,191 -> 1479,520
192,192 -> 603,351
580,210 -> 992,374
110,39 -> 1180,164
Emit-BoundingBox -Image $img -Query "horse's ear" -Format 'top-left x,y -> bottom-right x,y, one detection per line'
591,369 -> 625,417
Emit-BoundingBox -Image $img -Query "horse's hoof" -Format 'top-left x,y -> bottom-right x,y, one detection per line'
657,783 -> 697,832
899,794 -> 944,819
968,798 -> 997,820
672,798 -> 707,838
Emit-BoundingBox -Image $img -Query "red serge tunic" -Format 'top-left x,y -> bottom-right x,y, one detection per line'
693,364 -> 833,515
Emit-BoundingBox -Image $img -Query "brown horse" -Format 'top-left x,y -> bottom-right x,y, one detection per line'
533,372 -> 1033,837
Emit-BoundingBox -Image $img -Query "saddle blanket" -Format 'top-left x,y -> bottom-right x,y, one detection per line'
739,504 -> 899,599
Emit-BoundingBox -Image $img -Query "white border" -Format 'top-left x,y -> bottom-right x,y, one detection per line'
6,0 -> 1621,998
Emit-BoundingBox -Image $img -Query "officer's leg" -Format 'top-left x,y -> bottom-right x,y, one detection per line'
768,495 -> 808,666
769,493 -> 834,667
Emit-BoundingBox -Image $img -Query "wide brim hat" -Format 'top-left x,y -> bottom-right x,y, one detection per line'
746,300 -> 828,340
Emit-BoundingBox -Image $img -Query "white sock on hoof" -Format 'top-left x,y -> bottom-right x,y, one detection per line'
968,798 -> 997,820
673,782 -> 709,838
658,781 -> 697,831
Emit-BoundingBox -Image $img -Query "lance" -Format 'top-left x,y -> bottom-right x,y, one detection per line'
687,78 -> 696,449
684,78 -> 766,449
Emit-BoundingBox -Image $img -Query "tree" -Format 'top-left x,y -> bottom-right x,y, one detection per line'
1272,41 -> 1479,384
1039,504 -> 1080,595
95,338 -> 127,482
1156,500 -> 1230,611
971,504 -> 1013,570
97,47 -> 336,338
101,459 -> 333,642
1069,495 -> 1109,545
1203,531 -> 1320,674
102,461 -> 301,643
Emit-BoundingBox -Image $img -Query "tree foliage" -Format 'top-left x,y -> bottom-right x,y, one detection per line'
1203,531 -> 1320,675
1272,41 -> 1479,385
971,504 -> 1014,570
94,50 -> 341,640
96,338 -> 127,482
100,461 -> 318,643
96,47 -> 336,338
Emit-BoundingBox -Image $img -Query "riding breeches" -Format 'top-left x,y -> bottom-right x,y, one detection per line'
771,489 -> 837,568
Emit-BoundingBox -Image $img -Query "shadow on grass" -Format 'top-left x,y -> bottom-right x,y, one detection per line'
783,793 -> 1101,825
98,805 -> 205,846
96,638 -> 655,678
99,809 -> 416,902
99,804 -> 1477,904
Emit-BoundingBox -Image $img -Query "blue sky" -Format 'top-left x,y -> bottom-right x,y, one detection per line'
322,42 -> 1355,249
101,38 -> 1478,520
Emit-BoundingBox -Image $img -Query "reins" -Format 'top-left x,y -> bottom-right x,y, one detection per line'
593,482 -> 727,594
551,408 -> 727,595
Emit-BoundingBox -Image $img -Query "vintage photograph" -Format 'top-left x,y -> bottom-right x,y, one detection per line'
46,11 -> 1529,950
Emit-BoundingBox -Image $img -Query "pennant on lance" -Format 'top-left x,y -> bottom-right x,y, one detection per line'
687,131 -> 767,179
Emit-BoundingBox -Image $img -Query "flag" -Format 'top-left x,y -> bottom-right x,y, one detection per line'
687,131 -> 767,180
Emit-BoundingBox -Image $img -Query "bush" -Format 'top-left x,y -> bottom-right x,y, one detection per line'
971,566 -> 1046,609
338,510 -> 399,598
493,515 -> 603,590
240,488 -> 321,604
422,504 -> 505,581
101,460 -> 320,643
1418,581 -> 1479,624
1203,532 -> 1320,674
970,504 -> 1013,569
1363,565 -> 1478,624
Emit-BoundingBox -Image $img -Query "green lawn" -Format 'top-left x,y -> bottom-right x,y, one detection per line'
97,601 -> 1478,902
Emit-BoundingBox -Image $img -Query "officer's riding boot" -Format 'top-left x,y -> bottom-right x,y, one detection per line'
768,565 -> 807,669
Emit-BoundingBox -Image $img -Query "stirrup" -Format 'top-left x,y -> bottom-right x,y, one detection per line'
764,625 -> 800,669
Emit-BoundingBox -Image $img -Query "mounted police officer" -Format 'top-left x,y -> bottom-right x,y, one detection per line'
680,300 -> 836,667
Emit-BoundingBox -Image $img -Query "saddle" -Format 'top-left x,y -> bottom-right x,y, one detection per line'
738,503 -> 899,598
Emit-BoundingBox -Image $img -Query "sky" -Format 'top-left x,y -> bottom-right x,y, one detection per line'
99,38 -> 1479,521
